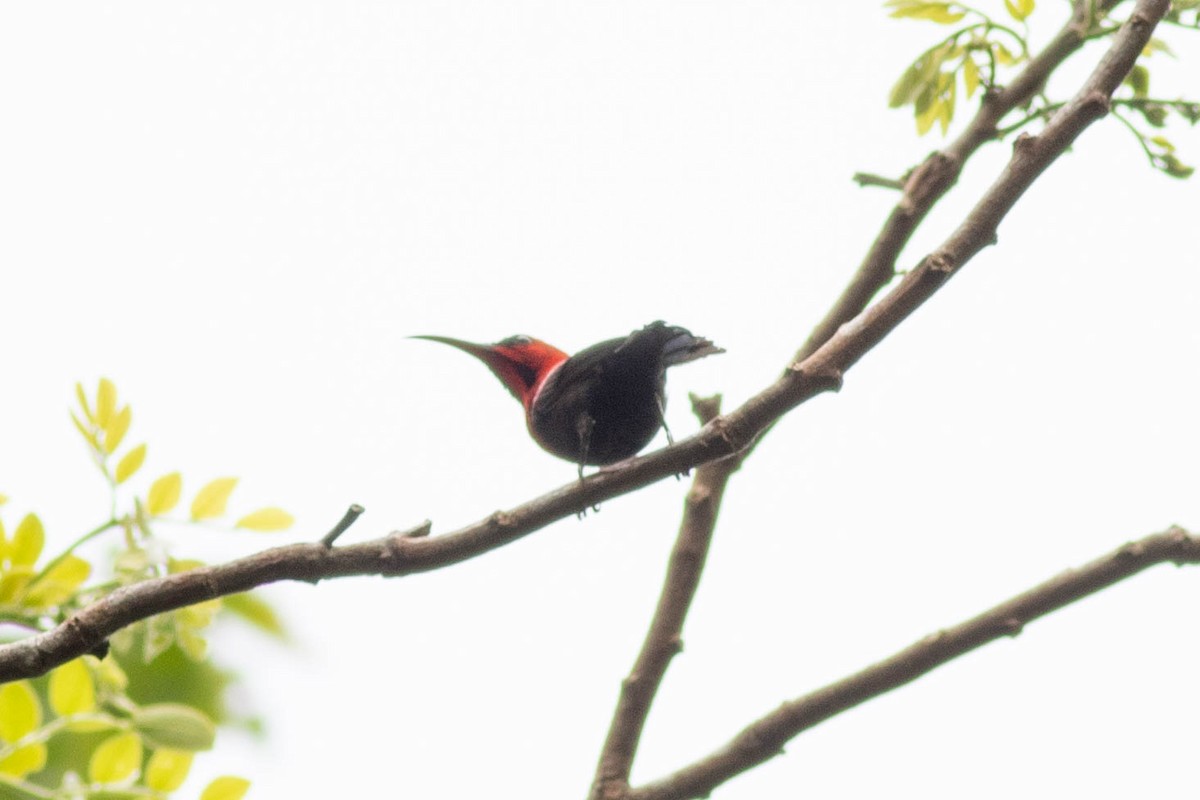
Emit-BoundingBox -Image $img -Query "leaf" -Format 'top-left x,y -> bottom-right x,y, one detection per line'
116,443 -> 147,484
49,658 -> 96,716
201,776 -> 251,800
1142,37 -> 1174,58
1126,64 -> 1149,98
962,55 -> 980,98
916,96 -> 943,134
235,508 -> 294,532
104,405 -> 132,454
0,743 -> 47,778
992,42 -> 1017,66
191,478 -> 239,521
1004,0 -> 1035,21
224,592 -> 287,638
10,514 -> 44,567
147,472 -> 183,516
133,704 -> 216,751
95,378 -> 117,428
70,410 -> 99,448
75,382 -> 94,423
886,1 -> 966,23
97,657 -> 130,692
146,748 -> 195,792
889,63 -> 920,108
178,598 -> 222,630
940,72 -> 957,133
0,568 -> 33,604
25,554 -> 91,606
89,731 -> 143,784
1161,153 -> 1195,178
1151,135 -> 1175,152
177,626 -> 209,661
0,681 -> 42,742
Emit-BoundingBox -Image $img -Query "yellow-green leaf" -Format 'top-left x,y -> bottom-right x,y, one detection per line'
962,55 -> 980,98
89,731 -> 143,784
0,682 -> 42,742
201,776 -> 251,800
70,410 -> 99,448
916,95 -> 943,135
1127,64 -> 1150,98
191,478 -> 238,521
887,1 -> 966,23
224,592 -> 287,638
75,382 -> 94,423
97,657 -> 129,692
146,748 -> 195,792
0,742 -> 47,778
235,507 -> 294,532
992,42 -> 1017,66
133,704 -> 216,751
1004,0 -> 1035,21
0,567 -> 33,604
178,598 -> 222,630
95,378 -> 117,428
1143,37 -> 1174,57
1151,135 -> 1175,152
49,658 -> 96,716
889,63 -> 923,108
25,554 -> 91,607
147,473 -> 183,516
104,405 -> 132,455
177,626 -> 209,661
116,443 -> 147,484
10,514 -> 44,567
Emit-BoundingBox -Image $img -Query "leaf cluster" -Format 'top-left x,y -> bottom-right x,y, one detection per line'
886,0 -> 1198,177
0,380 -> 295,799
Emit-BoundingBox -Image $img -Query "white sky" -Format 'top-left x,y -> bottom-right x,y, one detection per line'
2,2 -> 1199,798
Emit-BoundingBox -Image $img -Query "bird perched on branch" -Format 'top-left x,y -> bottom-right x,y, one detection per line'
413,321 -> 723,478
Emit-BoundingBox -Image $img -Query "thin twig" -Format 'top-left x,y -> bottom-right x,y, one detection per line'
851,172 -> 906,190
628,526 -> 1200,800
321,504 -> 366,547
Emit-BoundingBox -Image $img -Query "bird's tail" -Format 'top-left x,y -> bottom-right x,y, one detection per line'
655,322 -> 725,366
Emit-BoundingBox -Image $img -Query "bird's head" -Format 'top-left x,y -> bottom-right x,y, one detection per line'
411,334 -> 569,408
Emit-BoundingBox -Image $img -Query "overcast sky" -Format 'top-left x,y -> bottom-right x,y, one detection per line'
2,2 -> 1199,798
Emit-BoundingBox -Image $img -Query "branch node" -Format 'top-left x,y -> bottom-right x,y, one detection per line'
398,520 -> 433,539
788,363 -> 844,394
1012,131 -> 1039,155
1000,616 -> 1024,637
927,251 -> 957,274
321,504 -> 365,548
688,392 -> 723,425
488,510 -> 517,530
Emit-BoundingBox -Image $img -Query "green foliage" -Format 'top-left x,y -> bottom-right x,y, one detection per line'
885,0 -> 1032,135
0,379 -> 297,798
885,0 -> 1198,178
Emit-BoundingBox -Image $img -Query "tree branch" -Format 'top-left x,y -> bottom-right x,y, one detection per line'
590,395 -> 732,800
800,0 -> 1128,362
627,526 -> 1200,800
0,0 -> 1167,686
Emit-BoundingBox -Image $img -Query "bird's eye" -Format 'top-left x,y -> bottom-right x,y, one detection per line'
499,335 -> 534,347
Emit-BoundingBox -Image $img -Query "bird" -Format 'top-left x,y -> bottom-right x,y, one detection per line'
412,321 -> 723,478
